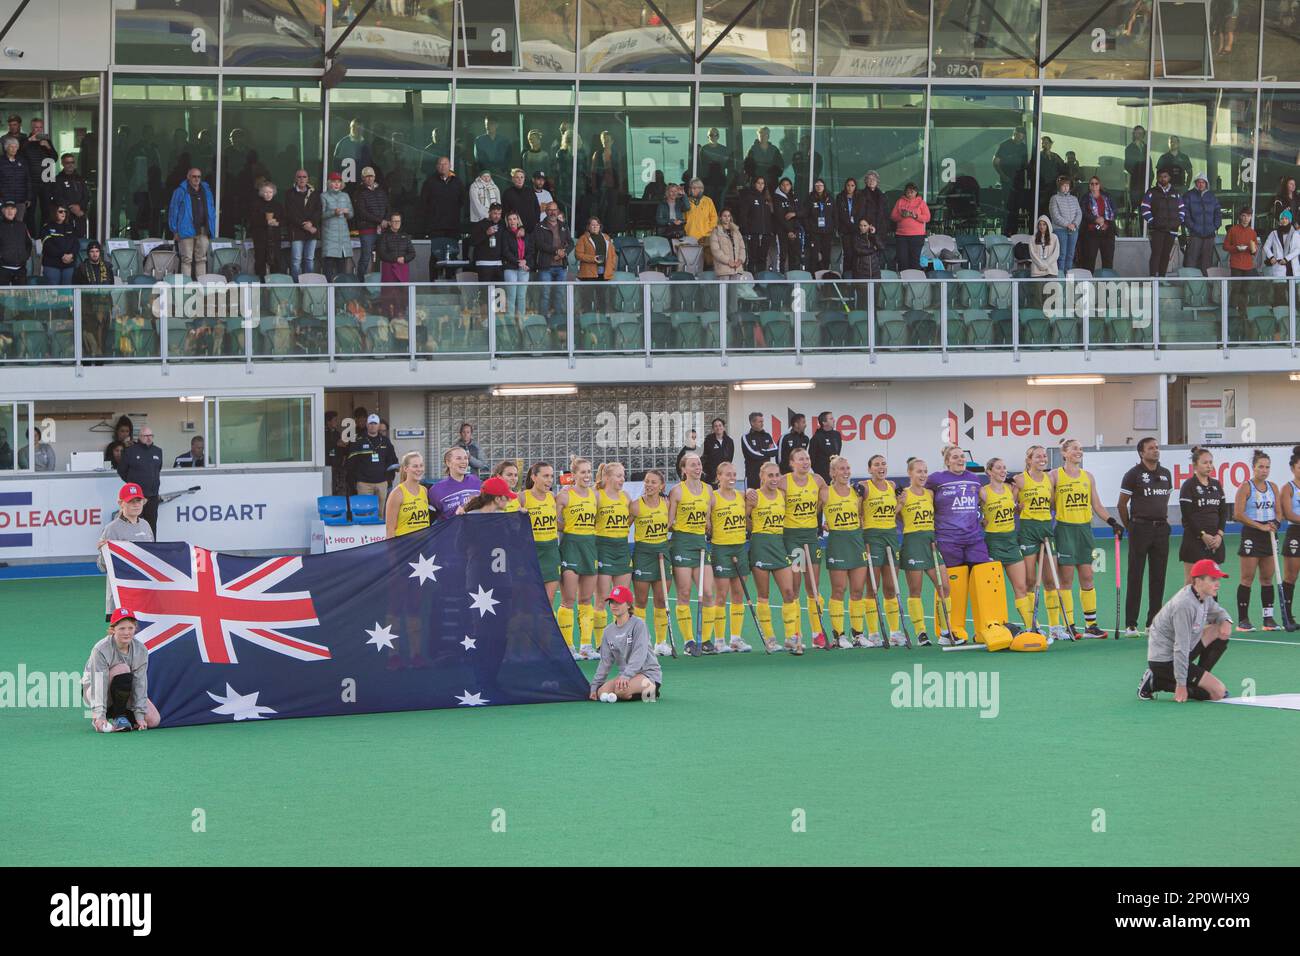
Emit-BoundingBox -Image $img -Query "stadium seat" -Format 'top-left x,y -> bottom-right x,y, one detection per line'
520,314 -> 553,352
983,236 -> 1014,270
610,312 -> 643,350
349,495 -> 384,524
667,270 -> 697,311
317,496 -> 348,526
1247,305 -> 1280,342
1020,308 -> 1050,345
962,308 -> 994,345
953,269 -> 985,308
110,246 -> 142,278
799,310 -> 822,348
128,274 -> 154,286
759,310 -> 793,348
819,310 -> 851,347
650,312 -> 673,350
900,270 -> 933,309
638,270 -> 671,311
578,312 -> 613,350
642,235 -> 677,272
611,272 -> 641,312
670,311 -> 703,349
1095,268 -> 1120,278
209,246 -> 243,275
846,309 -> 871,346
614,236 -> 647,273
877,269 -> 904,310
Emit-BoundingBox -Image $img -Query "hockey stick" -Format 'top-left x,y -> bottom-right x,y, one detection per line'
802,544 -> 833,650
112,485 -> 200,520
732,555 -> 770,654
865,546 -> 893,650
1026,541 -> 1047,634
695,546 -> 707,651
930,540 -> 960,644
1044,538 -> 1080,641
1113,530 -> 1123,642
1266,526 -> 1298,632
885,545 -> 913,649
656,552 -> 678,659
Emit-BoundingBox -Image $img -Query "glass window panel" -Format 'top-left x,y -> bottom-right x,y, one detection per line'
521,0 -> 577,72
579,0 -> 696,73
1261,1 -> 1300,81
221,81 -> 323,240
1042,0 -> 1152,79
223,1 -> 324,67
578,84 -> 694,236
0,404 -> 13,470
113,0 -> 220,67
1041,90 -> 1149,237
328,82 -> 452,235
329,0 -> 454,69
932,0 -> 1041,79
697,86 -> 813,219
110,78 -> 219,239
1151,90 -> 1254,234
1154,0 -> 1259,80
813,87 -> 925,198
701,0 -> 815,75
459,0 -> 520,67
1255,91 -> 1300,230
51,81 -> 102,241
454,82 -> 575,201
0,80 -> 44,100
928,88 -> 1037,236
815,0 -> 930,77
215,397 -> 312,464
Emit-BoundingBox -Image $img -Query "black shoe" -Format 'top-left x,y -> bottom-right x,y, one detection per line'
1237,617 -> 1255,632
1083,625 -> 1107,639
917,632 -> 932,647
1137,669 -> 1155,700
701,640 -> 717,655
1262,614 -> 1280,632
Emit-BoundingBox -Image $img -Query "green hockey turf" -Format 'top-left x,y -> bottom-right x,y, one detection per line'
3,535 -> 1298,867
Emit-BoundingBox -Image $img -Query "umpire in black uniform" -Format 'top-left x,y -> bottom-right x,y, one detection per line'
740,411 -> 777,489
701,418 -> 734,488
808,411 -> 842,485
778,412 -> 810,473
116,425 -> 164,535
1117,437 -> 1174,633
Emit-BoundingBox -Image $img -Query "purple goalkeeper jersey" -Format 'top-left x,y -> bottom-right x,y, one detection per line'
428,474 -> 482,520
926,469 -> 986,545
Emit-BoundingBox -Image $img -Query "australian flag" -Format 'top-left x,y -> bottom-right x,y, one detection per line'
105,513 -> 589,728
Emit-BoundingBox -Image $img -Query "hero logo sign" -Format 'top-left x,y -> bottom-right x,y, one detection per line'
942,400 -> 1069,442
770,407 -> 896,443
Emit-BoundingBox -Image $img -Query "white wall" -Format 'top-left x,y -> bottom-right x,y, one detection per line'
1183,373 -> 1300,445
31,398 -> 206,469
0,0 -> 110,72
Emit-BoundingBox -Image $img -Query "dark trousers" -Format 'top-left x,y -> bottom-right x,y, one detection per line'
776,232 -> 800,272
805,233 -> 831,273
1126,519 -> 1170,627
253,238 -> 279,278
1149,230 -> 1177,276
744,233 -> 771,274
142,495 -> 160,537
839,235 -> 855,276
896,234 -> 924,272
0,266 -> 26,286
1078,228 -> 1115,270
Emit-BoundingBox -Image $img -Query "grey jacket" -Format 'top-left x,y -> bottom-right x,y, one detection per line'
82,634 -> 150,723
1147,584 -> 1231,685
590,614 -> 661,693
319,189 -> 354,259
1048,191 -> 1082,230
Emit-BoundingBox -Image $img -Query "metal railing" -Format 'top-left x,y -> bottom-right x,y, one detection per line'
1,275 -> 1296,370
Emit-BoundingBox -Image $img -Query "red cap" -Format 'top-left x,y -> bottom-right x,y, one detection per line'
109,608 -> 139,626
481,476 -> 517,500
327,171 -> 343,181
118,483 -> 145,502
1189,559 -> 1229,579
606,585 -> 634,605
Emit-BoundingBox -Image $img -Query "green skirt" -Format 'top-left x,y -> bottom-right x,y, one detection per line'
749,533 -> 790,571
631,542 -> 670,582
783,527 -> 822,568
985,529 -> 1024,566
595,536 -> 632,576
670,530 -> 707,568
710,541 -> 749,578
864,528 -> 900,568
1053,521 -> 1095,567
1018,517 -> 1054,558
534,539 -> 561,583
900,530 -> 936,571
825,528 -> 866,570
559,533 -> 597,576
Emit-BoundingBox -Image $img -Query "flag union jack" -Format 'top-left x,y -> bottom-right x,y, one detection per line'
107,541 -> 328,664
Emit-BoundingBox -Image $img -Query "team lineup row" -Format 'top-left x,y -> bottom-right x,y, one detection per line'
380,442 -> 1300,660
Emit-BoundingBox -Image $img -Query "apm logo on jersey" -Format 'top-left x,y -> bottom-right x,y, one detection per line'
720,511 -> 747,535
791,498 -> 818,522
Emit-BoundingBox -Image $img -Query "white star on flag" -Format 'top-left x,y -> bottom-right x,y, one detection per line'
408,553 -> 442,585
455,690 -> 490,706
468,585 -> 499,617
207,683 -> 277,721
365,622 -> 398,652
460,635 -> 477,651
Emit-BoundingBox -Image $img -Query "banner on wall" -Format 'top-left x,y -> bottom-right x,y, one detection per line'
0,471 -> 321,561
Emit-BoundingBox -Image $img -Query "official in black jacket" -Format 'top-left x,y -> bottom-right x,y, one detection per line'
470,203 -> 507,282
420,157 -> 465,259
808,412 -> 842,484
346,414 -> 399,498
283,171 -> 322,278
802,179 -> 834,273
737,176 -> 773,274
116,426 -> 164,535
859,171 -> 889,237
835,179 -> 863,276
740,412 -> 777,489
778,413 -> 810,473
49,154 -> 91,238
771,178 -> 800,273
701,418 -> 734,488
0,200 -> 31,286
501,168 -> 541,235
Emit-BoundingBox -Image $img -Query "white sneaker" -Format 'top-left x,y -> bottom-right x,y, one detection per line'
599,692 -> 617,703
570,646 -> 583,660
852,632 -> 871,648
889,631 -> 908,647
784,637 -> 804,655
729,637 -> 752,653
1049,626 -> 1072,643
715,640 -> 733,653
653,641 -> 671,656
865,634 -> 884,648
836,634 -> 853,649
938,633 -> 965,646
1121,627 -> 1141,638
580,645 -> 600,660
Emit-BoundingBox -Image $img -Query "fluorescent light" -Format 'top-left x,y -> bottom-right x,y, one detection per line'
1026,375 -> 1105,386
1290,372 -> 1300,382
733,380 -> 816,392
178,395 -> 205,403
491,384 -> 578,397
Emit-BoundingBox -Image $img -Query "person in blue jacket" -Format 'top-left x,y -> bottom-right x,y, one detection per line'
1183,171 -> 1223,275
167,167 -> 217,279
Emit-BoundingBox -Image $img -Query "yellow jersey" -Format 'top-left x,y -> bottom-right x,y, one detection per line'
824,484 -> 863,533
392,483 -> 430,536
1018,470 -> 1053,522
560,487 -> 597,536
900,487 -> 935,533
595,488 -> 632,539
983,484 -> 1017,534
633,497 -> 669,545
862,479 -> 898,530
711,490 -> 747,545
1054,467 -> 1092,524
751,490 -> 786,536
673,481 -> 711,535
525,489 -> 558,541
502,496 -> 521,513
783,474 -> 820,529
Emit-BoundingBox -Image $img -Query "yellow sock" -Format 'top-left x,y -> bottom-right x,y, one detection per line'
864,598 -> 880,637
676,604 -> 694,644
594,606 -> 608,636
558,605 -> 576,650
756,602 -> 774,639
1046,589 -> 1061,626
849,598 -> 866,634
1059,590 -> 1075,628
907,596 -> 926,636
885,597 -> 901,634
934,595 -> 952,634
633,606 -> 646,624
1080,587 -> 1098,626
1015,595 -> 1035,627
653,606 -> 668,642
729,603 -> 745,639
781,601 -> 800,639
579,604 -> 594,647
702,605 -> 717,643
829,598 -> 845,635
